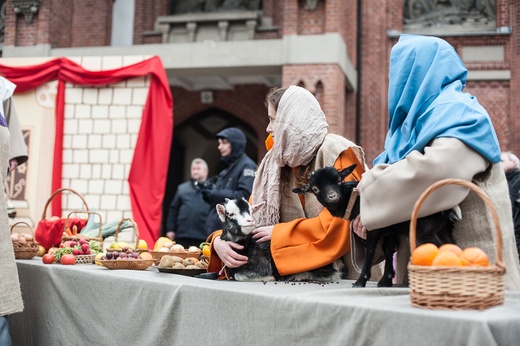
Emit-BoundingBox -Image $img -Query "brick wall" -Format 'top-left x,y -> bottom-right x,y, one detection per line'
509,0 -> 520,154
133,0 -> 170,44
71,0 -> 113,47
336,0 -> 357,65
358,0 -> 391,163
50,0 -> 73,48
5,0 -> 114,47
298,0 -> 325,35
4,0 -> 46,46
282,64 -> 350,138
61,56 -> 150,223
468,80 -> 511,148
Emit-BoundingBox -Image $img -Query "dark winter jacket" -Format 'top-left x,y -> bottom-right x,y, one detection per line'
204,128 -> 257,234
166,179 -> 211,241
505,168 -> 520,260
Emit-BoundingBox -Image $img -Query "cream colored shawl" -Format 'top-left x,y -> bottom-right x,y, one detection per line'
251,86 -> 328,226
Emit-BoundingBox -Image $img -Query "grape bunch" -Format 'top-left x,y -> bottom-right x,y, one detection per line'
102,247 -> 141,260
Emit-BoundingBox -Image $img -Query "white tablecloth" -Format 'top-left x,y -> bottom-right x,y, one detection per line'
9,259 -> 520,346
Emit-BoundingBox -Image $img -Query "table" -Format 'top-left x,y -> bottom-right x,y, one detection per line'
9,259 -> 520,346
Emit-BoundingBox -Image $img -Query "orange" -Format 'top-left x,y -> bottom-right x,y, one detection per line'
459,247 -> 489,267
438,243 -> 463,256
431,251 -> 462,267
411,243 -> 439,266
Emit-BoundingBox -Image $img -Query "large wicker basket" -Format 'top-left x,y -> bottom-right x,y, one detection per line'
408,179 -> 506,310
11,222 -> 39,259
34,187 -> 91,250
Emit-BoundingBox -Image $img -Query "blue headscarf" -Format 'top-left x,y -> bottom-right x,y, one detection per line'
373,34 -> 501,165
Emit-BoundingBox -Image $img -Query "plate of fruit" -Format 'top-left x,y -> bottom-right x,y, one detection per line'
156,254 -> 208,276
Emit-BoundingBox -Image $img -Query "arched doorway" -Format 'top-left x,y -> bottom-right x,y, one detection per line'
161,107 -> 259,233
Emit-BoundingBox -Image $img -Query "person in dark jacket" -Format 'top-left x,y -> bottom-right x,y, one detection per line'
203,127 -> 257,234
165,158 -> 211,247
501,151 -> 520,261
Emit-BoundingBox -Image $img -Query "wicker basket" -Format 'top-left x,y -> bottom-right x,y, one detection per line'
99,259 -> 156,270
75,254 -> 97,264
408,179 -> 506,310
35,188 -> 91,250
11,222 -> 39,259
61,210 -> 103,245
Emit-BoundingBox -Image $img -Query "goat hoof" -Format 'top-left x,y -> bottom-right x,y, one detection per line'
377,280 -> 393,288
352,280 -> 366,288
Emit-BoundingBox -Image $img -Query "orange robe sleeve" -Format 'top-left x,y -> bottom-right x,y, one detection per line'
206,230 -> 224,275
270,148 -> 365,276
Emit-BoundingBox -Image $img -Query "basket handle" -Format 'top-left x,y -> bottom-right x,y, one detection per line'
10,221 -> 34,236
41,188 -> 89,220
64,210 -> 103,239
410,178 -> 504,267
113,218 -> 139,248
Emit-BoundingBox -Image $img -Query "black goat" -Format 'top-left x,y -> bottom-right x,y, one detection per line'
292,164 -> 459,287
216,197 -> 347,282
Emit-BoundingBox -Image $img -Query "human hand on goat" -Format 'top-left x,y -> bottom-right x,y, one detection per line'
252,225 -> 273,242
214,236 -> 248,268
352,214 -> 367,240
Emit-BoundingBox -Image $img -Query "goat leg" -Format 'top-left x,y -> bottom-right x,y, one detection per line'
352,230 -> 381,288
377,233 -> 399,287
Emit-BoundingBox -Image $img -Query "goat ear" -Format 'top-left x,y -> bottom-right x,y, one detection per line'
339,164 -> 357,179
216,204 -> 226,222
292,184 -> 310,194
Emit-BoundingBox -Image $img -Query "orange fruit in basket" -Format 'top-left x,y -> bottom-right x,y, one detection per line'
459,247 -> 489,267
431,251 -> 462,267
411,243 -> 439,266
438,243 -> 463,256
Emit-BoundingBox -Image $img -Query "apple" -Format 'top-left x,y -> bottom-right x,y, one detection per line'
60,254 -> 76,265
42,254 -> 54,264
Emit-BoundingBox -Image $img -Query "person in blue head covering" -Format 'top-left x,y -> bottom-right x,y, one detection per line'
352,34 -> 520,290
375,34 -> 501,165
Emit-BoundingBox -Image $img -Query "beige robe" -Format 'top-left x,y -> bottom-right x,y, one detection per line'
4,98 -> 28,165
357,137 -> 520,291
0,125 -> 24,315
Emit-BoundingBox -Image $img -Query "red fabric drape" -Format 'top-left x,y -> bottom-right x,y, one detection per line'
0,56 -> 173,246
